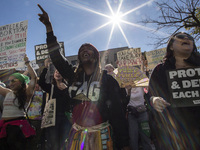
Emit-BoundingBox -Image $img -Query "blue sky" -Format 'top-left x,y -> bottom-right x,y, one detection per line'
0,0 -> 176,61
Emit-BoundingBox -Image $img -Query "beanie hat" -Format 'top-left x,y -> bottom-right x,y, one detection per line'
78,43 -> 100,62
10,73 -> 30,84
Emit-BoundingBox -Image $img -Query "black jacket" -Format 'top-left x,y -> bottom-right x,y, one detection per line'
148,53 -> 200,149
46,32 -> 129,148
39,68 -> 71,116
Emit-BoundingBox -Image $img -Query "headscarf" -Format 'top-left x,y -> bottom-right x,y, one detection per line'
78,43 -> 100,62
10,73 -> 30,84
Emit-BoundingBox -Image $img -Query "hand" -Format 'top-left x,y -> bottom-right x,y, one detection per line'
24,54 -> 29,62
37,4 -> 51,26
125,85 -> 132,90
151,96 -> 171,112
57,83 -> 67,90
44,58 -> 51,68
125,85 -> 132,96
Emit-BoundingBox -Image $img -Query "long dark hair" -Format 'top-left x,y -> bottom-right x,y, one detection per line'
164,32 -> 197,61
73,43 -> 102,84
14,83 -> 27,109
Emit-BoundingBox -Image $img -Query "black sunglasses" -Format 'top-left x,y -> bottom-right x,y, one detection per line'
175,34 -> 194,41
8,79 -> 19,84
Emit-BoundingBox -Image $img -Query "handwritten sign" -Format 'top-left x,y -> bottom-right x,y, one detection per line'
146,48 -> 166,70
0,20 -> 28,70
117,48 -> 142,67
35,42 -> 65,64
116,66 -> 149,88
166,67 -> 200,107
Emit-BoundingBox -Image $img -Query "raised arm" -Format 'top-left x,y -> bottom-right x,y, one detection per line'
37,4 -> 74,84
37,4 -> 53,33
0,85 -> 11,98
24,54 -> 37,101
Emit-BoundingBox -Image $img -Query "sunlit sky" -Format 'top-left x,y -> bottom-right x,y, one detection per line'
1,0 -> 174,61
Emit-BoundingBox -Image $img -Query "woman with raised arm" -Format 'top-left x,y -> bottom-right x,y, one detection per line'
39,58 -> 71,150
0,54 -> 37,150
37,4 -> 130,150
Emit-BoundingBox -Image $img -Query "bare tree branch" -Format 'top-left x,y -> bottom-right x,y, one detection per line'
141,0 -> 200,49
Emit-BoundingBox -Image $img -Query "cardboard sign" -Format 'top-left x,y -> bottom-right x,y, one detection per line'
116,66 -> 149,88
0,20 -> 28,70
117,48 -> 142,67
166,67 -> 200,107
35,42 -> 65,64
146,48 -> 166,70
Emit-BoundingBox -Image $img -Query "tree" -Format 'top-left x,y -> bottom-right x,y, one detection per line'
142,0 -> 200,48
186,7 -> 200,39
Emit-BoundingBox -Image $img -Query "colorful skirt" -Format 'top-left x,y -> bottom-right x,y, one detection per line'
66,122 -> 113,150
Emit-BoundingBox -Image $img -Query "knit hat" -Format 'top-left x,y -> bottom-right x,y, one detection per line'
78,43 -> 100,62
10,73 -> 30,84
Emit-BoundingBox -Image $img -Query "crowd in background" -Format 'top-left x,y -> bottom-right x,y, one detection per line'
0,3 -> 199,150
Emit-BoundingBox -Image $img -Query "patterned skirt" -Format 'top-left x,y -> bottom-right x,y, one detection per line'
66,122 -> 113,150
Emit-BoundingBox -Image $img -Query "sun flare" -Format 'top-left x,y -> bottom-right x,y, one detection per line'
57,0 -> 156,49
110,13 -> 122,25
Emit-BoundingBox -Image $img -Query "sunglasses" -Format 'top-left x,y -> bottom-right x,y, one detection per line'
8,79 -> 20,84
175,34 -> 194,41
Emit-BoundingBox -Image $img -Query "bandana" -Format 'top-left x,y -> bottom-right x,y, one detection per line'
10,73 -> 30,84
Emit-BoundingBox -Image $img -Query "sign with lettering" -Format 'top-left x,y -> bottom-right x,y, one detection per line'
166,67 -> 200,107
117,48 -> 142,67
35,42 -> 65,64
116,66 -> 149,88
0,20 -> 28,70
146,48 -> 166,70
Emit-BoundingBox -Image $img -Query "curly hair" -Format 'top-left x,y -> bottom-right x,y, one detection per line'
13,83 -> 27,109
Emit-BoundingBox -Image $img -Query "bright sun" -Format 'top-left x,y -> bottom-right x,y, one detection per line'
110,13 -> 122,25
58,0 -> 155,48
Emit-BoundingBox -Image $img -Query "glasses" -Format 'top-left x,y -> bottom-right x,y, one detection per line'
175,34 -> 194,41
8,79 -> 19,84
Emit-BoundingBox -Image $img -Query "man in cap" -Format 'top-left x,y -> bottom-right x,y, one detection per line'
37,4 -> 130,150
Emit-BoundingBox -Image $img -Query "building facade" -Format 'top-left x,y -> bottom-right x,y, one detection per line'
66,46 -> 130,69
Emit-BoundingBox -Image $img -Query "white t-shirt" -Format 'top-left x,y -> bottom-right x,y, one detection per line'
2,91 -> 25,118
127,87 -> 145,107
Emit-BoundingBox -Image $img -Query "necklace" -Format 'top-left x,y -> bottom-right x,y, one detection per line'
81,72 -> 93,104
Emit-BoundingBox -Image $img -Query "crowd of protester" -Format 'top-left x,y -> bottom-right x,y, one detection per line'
0,3 -> 199,150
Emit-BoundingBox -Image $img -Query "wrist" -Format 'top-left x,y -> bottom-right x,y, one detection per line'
25,60 -> 30,65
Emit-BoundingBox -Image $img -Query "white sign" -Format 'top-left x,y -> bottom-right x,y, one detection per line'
0,20 -> 28,70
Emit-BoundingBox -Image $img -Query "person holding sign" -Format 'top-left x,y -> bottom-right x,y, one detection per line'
39,58 -> 72,150
37,4 -> 129,150
0,54 -> 37,150
148,32 -> 200,149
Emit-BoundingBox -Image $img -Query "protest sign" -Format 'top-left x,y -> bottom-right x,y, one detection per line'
35,42 -> 65,64
146,48 -> 166,70
116,48 -> 148,88
166,67 -> 200,107
0,20 -> 28,70
116,66 -> 149,88
117,48 -> 142,67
